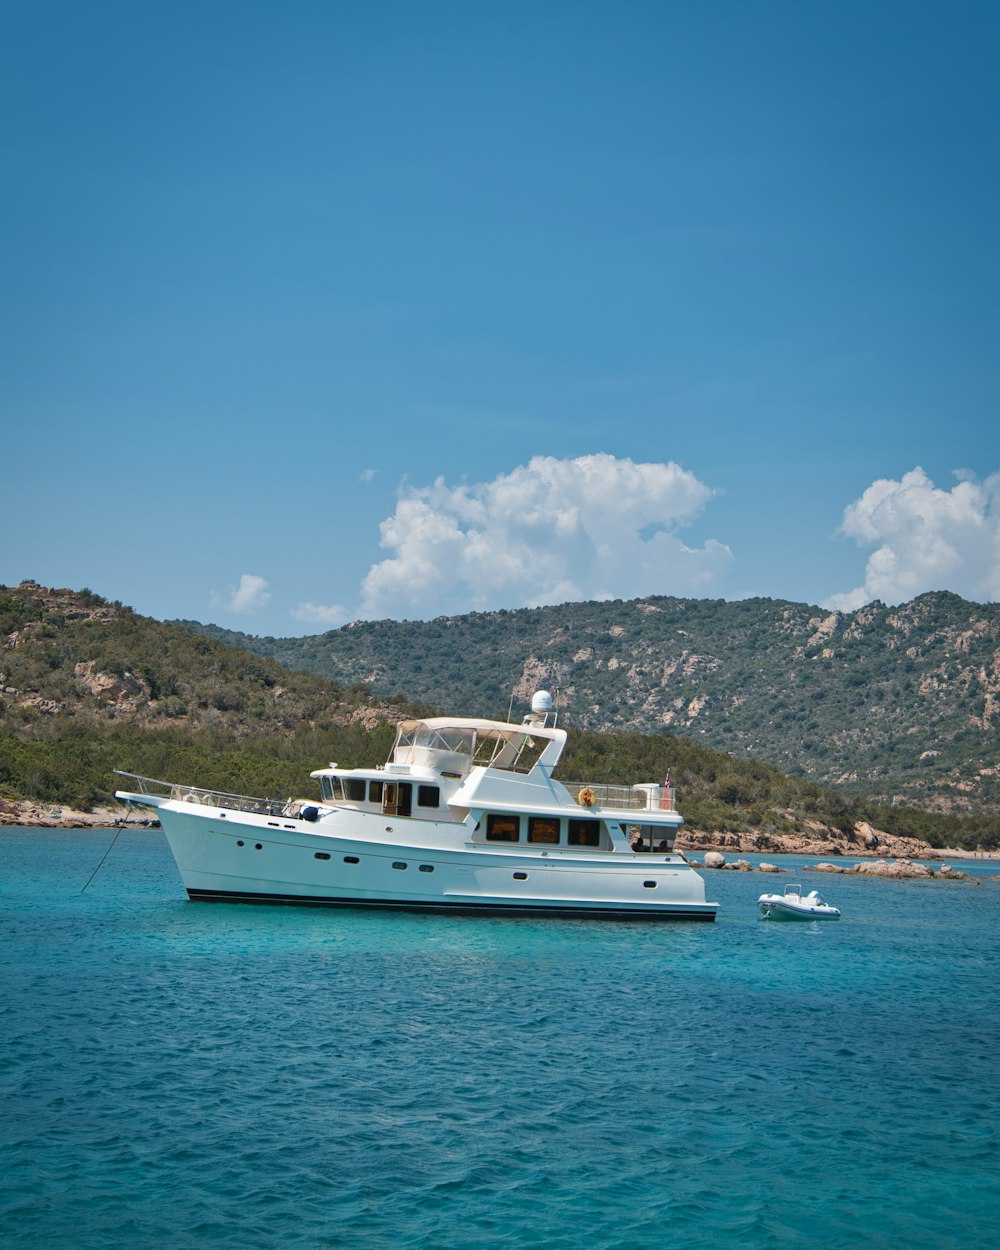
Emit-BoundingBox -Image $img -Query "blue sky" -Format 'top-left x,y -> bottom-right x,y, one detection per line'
3,0 -> 997,635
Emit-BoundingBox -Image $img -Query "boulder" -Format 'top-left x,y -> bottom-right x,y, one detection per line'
703,851 -> 726,870
758,862 -> 781,873
854,858 -> 934,878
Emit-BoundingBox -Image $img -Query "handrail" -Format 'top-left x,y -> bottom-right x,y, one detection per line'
559,781 -> 679,812
113,770 -> 301,818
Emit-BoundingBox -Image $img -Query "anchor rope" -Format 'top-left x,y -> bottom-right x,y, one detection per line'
80,816 -> 129,894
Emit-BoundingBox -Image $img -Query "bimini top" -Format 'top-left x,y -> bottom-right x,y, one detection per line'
387,715 -> 567,777
393,714 -> 565,741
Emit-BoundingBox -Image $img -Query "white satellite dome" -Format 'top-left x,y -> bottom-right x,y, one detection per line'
531,690 -> 554,715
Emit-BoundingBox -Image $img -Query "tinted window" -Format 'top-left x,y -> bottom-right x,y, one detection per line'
568,819 -> 601,847
528,817 -> 560,844
486,814 -> 520,842
417,784 -> 440,808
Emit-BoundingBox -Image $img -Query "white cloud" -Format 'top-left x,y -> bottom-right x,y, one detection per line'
360,468 -> 377,483
359,453 -> 733,619
228,573 -> 271,615
291,601 -> 349,627
824,467 -> 1000,609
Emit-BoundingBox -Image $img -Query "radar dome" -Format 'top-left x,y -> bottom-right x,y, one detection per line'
531,690 -> 554,714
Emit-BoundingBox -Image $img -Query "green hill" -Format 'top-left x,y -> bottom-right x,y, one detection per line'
176,591 -> 1000,816
0,582 -> 423,809
3,581 -> 997,849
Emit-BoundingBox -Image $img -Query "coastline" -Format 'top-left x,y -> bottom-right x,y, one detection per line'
0,800 -> 158,830
676,825 -> 998,861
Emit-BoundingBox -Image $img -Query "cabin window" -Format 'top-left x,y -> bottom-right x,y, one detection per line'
528,817 -> 560,844
319,777 -> 338,800
417,784 -> 440,808
314,852 -> 331,860
392,861 -> 407,870
624,824 -> 674,852
486,814 -> 520,842
368,781 -> 383,803
344,779 -> 366,802
419,864 -> 435,873
344,855 -> 359,864
568,819 -> 601,848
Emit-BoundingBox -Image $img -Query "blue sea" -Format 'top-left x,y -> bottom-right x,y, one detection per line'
1,828 -> 998,1250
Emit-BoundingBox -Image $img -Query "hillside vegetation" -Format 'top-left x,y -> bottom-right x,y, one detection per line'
3,582 -> 998,849
0,582 -> 417,808
179,592 -> 1000,816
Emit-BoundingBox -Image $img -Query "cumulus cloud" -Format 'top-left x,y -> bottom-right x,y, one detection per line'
359,453 -> 733,619
291,601 -> 350,627
824,467 -> 1000,610
227,573 -> 271,615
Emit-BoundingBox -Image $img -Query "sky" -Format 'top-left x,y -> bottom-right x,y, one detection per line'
2,0 -> 997,636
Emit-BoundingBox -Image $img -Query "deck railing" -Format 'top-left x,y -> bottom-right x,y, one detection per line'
559,782 -> 678,812
114,771 -> 306,818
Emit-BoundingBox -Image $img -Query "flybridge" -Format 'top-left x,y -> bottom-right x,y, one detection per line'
390,717 -> 564,776
388,689 -> 566,776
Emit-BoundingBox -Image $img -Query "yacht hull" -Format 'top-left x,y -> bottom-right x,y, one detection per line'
150,802 -> 718,921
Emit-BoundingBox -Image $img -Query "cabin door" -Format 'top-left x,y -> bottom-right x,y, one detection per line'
383,782 -> 412,818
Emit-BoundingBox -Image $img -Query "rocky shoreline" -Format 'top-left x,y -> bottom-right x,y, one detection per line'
676,821 -> 994,861
687,850 -> 988,880
0,799 -> 159,829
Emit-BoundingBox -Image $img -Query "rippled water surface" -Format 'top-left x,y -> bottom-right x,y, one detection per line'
2,828 -> 998,1249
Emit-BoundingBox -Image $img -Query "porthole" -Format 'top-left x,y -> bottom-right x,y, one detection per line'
643,880 -> 656,889
344,856 -> 359,864
513,872 -> 528,880
236,840 -> 244,847
419,864 -> 434,873
392,862 -> 407,870
255,843 -> 263,851
314,852 -> 331,860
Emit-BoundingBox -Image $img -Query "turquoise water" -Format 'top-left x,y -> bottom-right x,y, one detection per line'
2,828 -> 998,1250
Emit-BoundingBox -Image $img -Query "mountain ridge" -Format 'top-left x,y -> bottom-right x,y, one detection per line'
3,580 -> 998,849
174,590 -> 1000,815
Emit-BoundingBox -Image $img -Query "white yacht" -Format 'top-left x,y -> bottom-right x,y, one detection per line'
115,692 -> 718,921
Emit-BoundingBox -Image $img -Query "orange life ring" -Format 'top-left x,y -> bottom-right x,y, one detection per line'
578,787 -> 596,808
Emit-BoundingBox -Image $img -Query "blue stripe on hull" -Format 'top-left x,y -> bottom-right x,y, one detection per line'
187,888 -> 717,921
